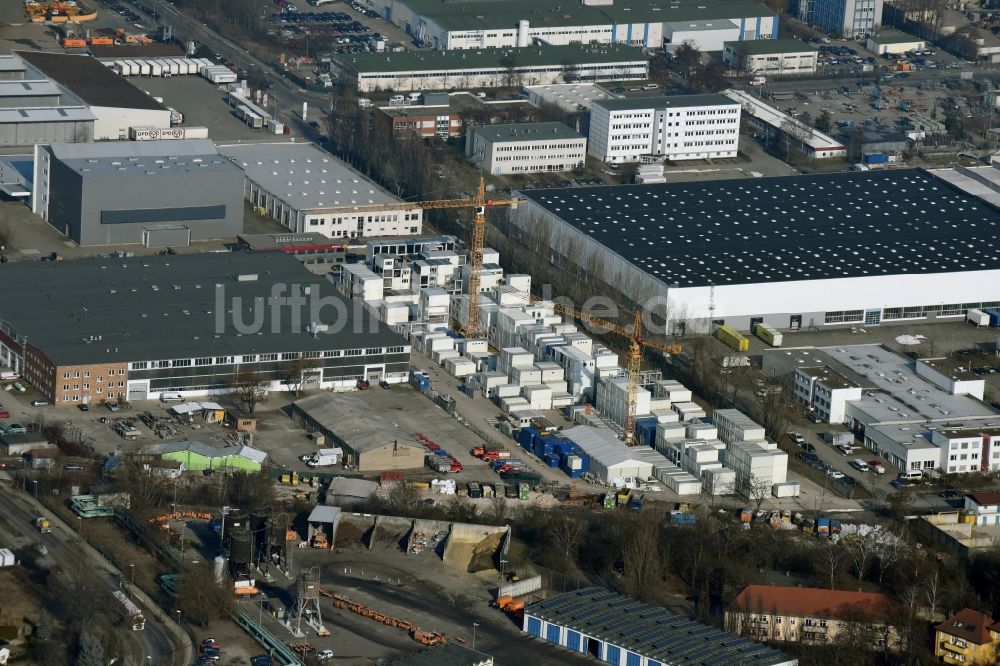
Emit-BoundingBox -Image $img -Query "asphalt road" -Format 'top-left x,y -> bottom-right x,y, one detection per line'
0,485 -> 182,665
152,0 -> 330,125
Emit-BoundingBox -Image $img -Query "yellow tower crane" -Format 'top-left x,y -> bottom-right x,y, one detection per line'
528,299 -> 682,446
314,175 -> 517,336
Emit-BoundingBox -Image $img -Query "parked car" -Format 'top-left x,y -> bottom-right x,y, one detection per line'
802,443 -> 816,452
0,411 -> 9,419
788,432 -> 806,445
317,650 -> 335,662
77,403 -> 89,412
30,399 -> 48,407
938,489 -> 960,499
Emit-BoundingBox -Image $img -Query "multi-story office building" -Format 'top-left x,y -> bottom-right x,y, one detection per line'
812,0 -> 882,38
466,122 -> 586,175
587,94 -> 741,163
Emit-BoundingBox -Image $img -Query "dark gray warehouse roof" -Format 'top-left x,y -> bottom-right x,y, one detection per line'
526,588 -> 796,665
0,253 -> 405,366
519,169 -> 1000,288
17,51 -> 166,112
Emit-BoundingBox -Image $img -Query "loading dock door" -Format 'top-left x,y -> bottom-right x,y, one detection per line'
127,381 -> 149,401
143,225 -> 192,248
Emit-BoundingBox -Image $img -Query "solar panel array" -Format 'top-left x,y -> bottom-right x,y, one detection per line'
521,169 -> 1000,288
527,587 -> 794,665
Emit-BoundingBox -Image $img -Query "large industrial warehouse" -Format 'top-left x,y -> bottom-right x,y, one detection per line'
508,167 -> 1000,333
355,0 -> 777,51
17,51 -> 171,141
219,142 -> 423,240
0,253 -> 411,406
32,140 -> 244,247
524,587 -> 797,665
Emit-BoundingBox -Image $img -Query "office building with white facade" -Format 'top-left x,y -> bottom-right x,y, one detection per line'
466,122 -> 586,175
588,94 -> 741,163
763,345 -> 1000,476
218,142 -> 422,240
812,0 -> 882,38
722,39 -> 819,75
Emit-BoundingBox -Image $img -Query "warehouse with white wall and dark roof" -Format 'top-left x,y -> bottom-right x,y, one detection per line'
0,253 -> 411,406
504,166 -> 1000,334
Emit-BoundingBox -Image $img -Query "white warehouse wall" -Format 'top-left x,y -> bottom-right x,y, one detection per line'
91,106 -> 171,141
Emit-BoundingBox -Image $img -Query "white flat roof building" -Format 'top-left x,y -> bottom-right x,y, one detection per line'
588,93 -> 741,164
218,142 -> 423,240
723,88 -> 846,159
764,344 -> 1000,476
523,83 -> 617,112
466,122 -> 586,175
722,39 -> 819,75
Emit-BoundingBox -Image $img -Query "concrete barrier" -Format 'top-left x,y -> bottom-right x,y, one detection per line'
373,515 -> 413,552
336,513 -> 376,549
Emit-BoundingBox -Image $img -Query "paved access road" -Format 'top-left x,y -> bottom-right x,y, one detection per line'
0,485 -> 185,665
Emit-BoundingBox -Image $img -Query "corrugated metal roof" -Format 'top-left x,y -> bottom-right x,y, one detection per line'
527,587 -> 796,665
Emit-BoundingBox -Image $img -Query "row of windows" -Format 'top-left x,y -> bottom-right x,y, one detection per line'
494,142 -> 584,151
358,63 -> 645,79
63,381 -> 126,391
128,347 -> 406,370
824,310 -> 864,324
883,302 -> 1000,320
63,392 -> 125,402
63,368 -> 126,379
495,154 -> 583,162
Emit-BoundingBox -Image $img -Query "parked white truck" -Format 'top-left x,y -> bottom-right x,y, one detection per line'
306,448 -> 343,468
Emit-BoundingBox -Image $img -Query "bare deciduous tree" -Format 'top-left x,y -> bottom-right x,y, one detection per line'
623,512 -> 662,602
550,517 -> 584,560
738,473 -> 772,512
279,356 -> 319,396
818,540 -> 847,590
229,369 -> 268,414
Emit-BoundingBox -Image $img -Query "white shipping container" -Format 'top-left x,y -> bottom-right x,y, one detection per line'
968,308 -> 990,327
148,60 -> 162,76
138,61 -> 151,76
492,384 -> 520,398
181,126 -> 209,139
0,548 -> 13,567
772,481 -> 801,498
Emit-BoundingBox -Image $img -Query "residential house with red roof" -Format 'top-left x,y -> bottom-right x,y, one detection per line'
725,584 -> 901,650
935,608 -> 1000,664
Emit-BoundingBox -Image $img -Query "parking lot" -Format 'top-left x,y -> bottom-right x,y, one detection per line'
269,4 -> 384,55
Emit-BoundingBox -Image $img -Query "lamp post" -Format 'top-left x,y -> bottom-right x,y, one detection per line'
31,479 -> 37,499
259,593 -> 267,625
472,622 -> 479,651
129,563 -> 135,591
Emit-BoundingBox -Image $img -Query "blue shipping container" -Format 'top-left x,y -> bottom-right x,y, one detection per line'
545,454 -> 560,468
518,427 -> 540,450
863,152 -> 888,165
985,308 -> 1000,327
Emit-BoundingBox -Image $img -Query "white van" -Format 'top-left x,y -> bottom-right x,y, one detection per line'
850,458 -> 870,473
389,95 -> 405,104
898,470 -> 923,482
357,97 -> 374,108
407,91 -> 421,102
160,392 -> 184,403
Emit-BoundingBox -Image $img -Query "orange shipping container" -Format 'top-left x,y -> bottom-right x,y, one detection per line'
63,38 -> 87,48
90,37 -> 113,45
